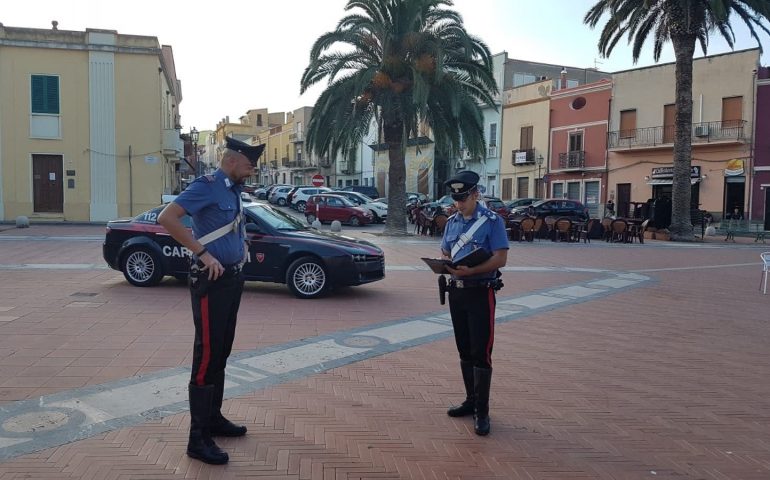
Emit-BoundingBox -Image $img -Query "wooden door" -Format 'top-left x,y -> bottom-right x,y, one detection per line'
663,104 -> 676,143
722,96 -> 743,129
617,183 -> 631,218
417,168 -> 429,195
32,154 -> 63,212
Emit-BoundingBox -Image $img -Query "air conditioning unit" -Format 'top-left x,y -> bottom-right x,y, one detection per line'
694,125 -> 709,137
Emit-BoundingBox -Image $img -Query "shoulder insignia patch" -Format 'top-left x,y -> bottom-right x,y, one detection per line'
485,210 -> 497,220
203,174 -> 216,183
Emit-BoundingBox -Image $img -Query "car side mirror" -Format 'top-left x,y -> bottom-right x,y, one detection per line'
245,222 -> 262,234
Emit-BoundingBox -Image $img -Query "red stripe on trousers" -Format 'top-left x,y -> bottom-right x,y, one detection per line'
195,295 -> 211,386
486,288 -> 495,366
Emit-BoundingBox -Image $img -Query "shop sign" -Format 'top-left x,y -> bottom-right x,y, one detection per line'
514,151 -> 529,164
725,159 -> 744,176
650,165 -> 700,179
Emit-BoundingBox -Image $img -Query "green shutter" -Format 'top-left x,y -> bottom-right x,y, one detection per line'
31,75 -> 59,114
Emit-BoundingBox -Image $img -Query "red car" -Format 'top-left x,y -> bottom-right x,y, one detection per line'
306,194 -> 373,226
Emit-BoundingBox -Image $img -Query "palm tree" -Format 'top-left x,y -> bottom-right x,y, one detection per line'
585,0 -> 770,241
300,0 -> 497,235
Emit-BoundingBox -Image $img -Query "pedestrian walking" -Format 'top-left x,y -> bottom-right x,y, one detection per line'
158,136 -> 264,464
440,171 -> 508,436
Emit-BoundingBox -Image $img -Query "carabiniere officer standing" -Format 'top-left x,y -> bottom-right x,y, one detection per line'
440,170 -> 508,436
158,137 -> 264,464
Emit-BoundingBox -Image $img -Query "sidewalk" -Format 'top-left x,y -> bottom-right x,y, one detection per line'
0,226 -> 768,479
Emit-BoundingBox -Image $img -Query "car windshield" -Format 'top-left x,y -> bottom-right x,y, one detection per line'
246,204 -> 306,231
329,195 -> 357,207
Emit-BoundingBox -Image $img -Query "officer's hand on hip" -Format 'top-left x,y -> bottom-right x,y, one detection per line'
199,252 -> 224,281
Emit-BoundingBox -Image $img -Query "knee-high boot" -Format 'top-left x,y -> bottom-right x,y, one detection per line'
187,384 -> 229,464
447,360 -> 475,417
210,371 -> 247,437
473,367 -> 492,436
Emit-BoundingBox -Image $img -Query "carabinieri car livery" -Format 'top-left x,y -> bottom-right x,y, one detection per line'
103,203 -> 385,299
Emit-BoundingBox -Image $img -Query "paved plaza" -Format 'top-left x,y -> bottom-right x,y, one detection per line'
0,223 -> 768,479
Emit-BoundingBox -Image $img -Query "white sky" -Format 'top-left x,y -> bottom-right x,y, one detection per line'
4,0 -> 769,131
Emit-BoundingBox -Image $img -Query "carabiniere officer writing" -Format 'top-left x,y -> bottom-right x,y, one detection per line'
158,136 -> 264,465
439,170 -> 508,436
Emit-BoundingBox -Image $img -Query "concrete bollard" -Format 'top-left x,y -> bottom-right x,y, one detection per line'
15,216 -> 30,228
311,219 -> 322,230
330,220 -> 342,232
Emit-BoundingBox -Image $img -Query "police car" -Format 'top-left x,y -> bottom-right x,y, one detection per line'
102,203 -> 385,298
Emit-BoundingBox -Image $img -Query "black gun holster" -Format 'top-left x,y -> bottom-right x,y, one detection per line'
438,274 -> 447,305
189,260 -> 210,296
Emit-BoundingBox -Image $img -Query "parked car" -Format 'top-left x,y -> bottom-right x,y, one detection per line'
103,203 -> 385,298
264,184 -> 291,202
505,197 -> 540,210
332,191 -> 388,223
342,185 -> 379,199
268,186 -> 293,206
290,187 -> 332,212
481,195 -> 510,217
422,195 -> 456,215
240,192 -> 256,205
305,194 -> 373,226
254,186 -> 269,199
513,198 -> 589,221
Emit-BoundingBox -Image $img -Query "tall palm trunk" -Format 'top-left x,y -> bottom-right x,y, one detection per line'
383,121 -> 408,235
669,33 -> 696,241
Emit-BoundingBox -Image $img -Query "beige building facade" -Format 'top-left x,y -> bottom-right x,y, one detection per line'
0,24 -> 182,222
499,79 -> 552,201
608,49 -> 758,220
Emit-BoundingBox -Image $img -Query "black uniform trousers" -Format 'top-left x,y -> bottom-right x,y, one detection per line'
448,286 -> 495,369
190,271 -> 244,387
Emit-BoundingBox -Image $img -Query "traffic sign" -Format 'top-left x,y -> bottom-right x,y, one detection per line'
311,174 -> 324,187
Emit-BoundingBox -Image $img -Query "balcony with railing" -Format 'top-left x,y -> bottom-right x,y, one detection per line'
512,148 -> 535,165
608,120 -> 747,149
289,132 -> 304,143
269,160 -> 278,169
281,157 -> 289,166
558,151 -> 586,170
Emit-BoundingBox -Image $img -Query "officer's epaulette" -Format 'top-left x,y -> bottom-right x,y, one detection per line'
202,174 -> 216,183
484,210 -> 497,220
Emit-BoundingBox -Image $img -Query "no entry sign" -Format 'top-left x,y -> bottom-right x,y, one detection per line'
311,174 -> 324,187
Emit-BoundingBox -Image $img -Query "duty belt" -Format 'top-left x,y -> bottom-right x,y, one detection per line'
448,279 -> 496,289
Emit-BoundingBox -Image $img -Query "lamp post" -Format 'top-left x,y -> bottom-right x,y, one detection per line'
190,127 -> 200,177
536,154 -> 544,198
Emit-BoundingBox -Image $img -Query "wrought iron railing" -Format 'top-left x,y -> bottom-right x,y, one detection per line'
558,150 -> 585,169
608,120 -> 746,148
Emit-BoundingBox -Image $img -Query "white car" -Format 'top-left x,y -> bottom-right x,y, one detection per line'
333,190 -> 388,223
290,187 -> 332,212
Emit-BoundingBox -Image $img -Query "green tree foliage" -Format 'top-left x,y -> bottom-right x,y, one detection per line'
301,0 -> 497,234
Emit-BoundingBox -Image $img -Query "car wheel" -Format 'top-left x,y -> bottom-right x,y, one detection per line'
121,246 -> 164,287
278,198 -> 287,206
296,201 -> 307,213
286,256 -> 328,299
348,216 -> 361,226
306,213 -> 317,224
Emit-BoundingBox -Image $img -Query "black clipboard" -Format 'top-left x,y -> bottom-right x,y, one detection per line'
421,248 -> 492,274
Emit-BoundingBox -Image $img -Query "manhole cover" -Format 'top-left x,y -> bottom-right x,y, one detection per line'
3,410 -> 69,433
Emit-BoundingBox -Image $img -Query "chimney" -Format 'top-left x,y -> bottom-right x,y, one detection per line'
51,20 -> 59,30
560,67 -> 567,90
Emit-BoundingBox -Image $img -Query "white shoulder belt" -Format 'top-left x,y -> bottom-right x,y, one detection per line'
197,194 -> 244,246
450,214 -> 489,258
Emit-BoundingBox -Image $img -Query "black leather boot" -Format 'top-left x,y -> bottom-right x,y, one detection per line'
447,360 -> 475,417
210,372 -> 247,437
473,367 -> 492,436
187,384 -> 229,464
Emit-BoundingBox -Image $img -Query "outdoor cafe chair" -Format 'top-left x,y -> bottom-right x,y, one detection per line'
601,217 -> 613,242
761,252 -> 770,294
577,219 -> 597,243
519,217 -> 536,242
628,219 -> 649,244
433,214 -> 448,237
554,217 -> 573,242
610,218 -> 630,243
533,217 -> 544,241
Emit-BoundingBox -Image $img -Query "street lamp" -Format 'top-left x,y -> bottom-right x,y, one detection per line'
536,154 -> 544,197
190,127 -> 200,176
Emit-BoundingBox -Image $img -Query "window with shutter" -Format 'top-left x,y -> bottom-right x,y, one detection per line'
31,75 -> 60,115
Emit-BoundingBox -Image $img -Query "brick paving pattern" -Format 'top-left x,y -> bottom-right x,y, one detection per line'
0,223 -> 768,479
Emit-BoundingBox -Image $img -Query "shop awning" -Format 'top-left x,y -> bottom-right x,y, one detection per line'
646,178 -> 701,185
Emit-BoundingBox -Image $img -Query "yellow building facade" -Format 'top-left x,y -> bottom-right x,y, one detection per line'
0,25 -> 182,222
